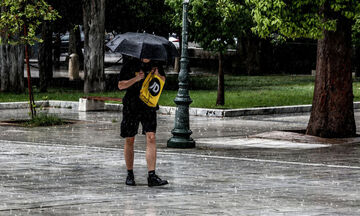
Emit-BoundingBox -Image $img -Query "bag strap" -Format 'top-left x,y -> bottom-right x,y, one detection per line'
143,71 -> 154,86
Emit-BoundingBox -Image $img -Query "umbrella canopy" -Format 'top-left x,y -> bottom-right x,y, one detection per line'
106,32 -> 179,62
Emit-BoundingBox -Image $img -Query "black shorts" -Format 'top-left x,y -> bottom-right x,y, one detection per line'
120,103 -> 157,138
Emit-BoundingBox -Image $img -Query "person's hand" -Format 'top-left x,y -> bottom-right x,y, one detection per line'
135,71 -> 145,82
153,67 -> 160,76
153,67 -> 165,81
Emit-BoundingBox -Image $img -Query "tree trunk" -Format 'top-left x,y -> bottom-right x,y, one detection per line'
245,36 -> 261,75
174,57 -> 180,73
69,25 -> 84,69
53,33 -> 61,69
306,16 -> 355,138
0,43 -> 10,91
0,37 -> 24,93
237,34 -> 262,75
216,52 -> 224,106
82,0 -> 105,93
38,21 -> 53,92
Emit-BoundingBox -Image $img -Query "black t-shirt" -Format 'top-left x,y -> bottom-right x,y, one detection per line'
119,58 -> 142,104
119,58 -> 165,110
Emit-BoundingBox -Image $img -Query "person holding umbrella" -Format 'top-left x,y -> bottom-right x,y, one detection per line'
108,32 -> 179,187
118,57 -> 168,187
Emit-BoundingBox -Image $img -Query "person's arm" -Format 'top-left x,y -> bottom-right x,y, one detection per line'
118,71 -> 144,90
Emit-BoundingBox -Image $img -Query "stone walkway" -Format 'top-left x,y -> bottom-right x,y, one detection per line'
0,108 -> 359,215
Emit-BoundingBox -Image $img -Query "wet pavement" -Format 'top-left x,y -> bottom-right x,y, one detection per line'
0,108 -> 360,215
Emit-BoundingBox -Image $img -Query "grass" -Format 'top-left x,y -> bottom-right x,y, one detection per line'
1,75 -> 360,109
21,113 -> 64,127
0,88 -> 126,103
162,75 -> 317,108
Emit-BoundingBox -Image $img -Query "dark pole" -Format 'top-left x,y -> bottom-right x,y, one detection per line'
167,0 -> 195,148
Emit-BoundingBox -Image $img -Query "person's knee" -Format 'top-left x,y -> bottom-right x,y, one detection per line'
125,137 -> 135,146
146,132 -> 156,144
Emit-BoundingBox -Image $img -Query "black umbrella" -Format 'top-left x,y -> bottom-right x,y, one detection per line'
106,32 -> 179,62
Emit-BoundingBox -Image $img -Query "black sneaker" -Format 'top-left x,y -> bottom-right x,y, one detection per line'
125,174 -> 136,186
148,174 -> 168,187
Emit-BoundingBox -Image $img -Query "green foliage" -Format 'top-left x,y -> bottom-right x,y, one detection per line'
22,113 -> 64,127
246,0 -> 360,40
165,0 -> 251,53
0,0 -> 59,45
164,0 -> 183,30
353,15 -> 360,44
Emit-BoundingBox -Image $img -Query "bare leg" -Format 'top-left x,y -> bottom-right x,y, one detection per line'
146,132 -> 168,187
146,132 -> 156,171
124,137 -> 135,170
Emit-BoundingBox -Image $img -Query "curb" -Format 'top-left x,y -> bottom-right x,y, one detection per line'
1,100 -> 360,117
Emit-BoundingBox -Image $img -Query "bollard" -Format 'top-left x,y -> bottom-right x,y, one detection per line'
69,53 -> 80,80
174,57 -> 180,73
